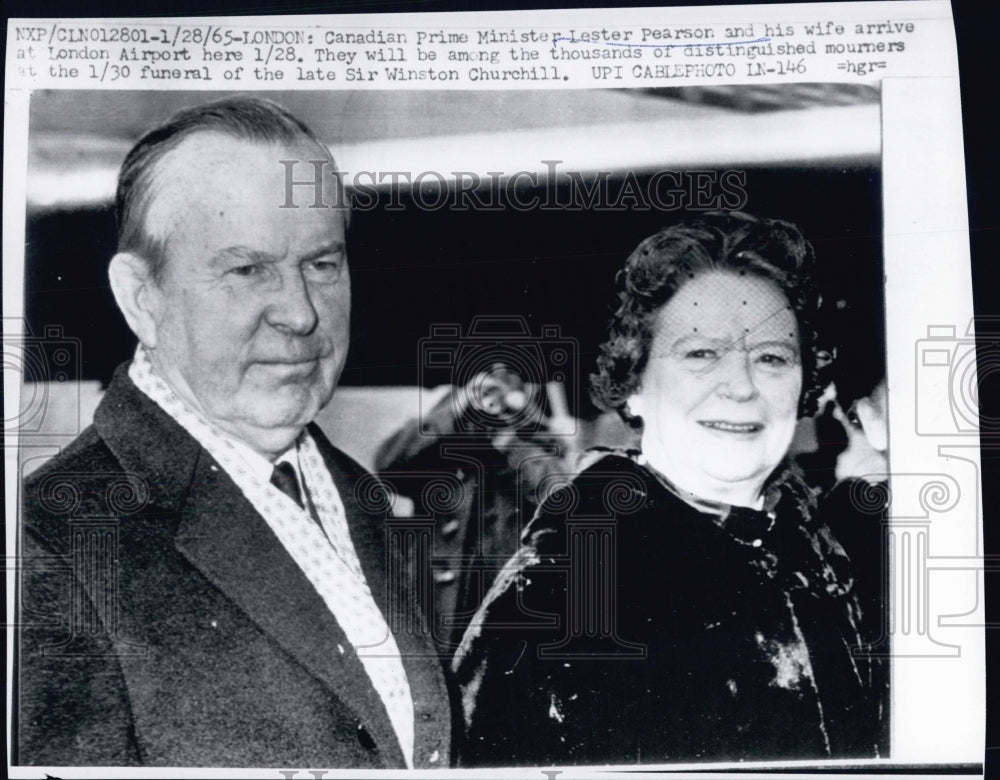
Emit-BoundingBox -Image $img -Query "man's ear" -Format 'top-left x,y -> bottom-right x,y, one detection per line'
108,252 -> 161,348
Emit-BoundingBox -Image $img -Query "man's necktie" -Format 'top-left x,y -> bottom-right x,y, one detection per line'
270,461 -> 304,509
271,459 -> 345,562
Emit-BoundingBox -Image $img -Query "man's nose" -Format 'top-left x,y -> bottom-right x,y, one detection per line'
715,348 -> 758,401
265,269 -> 319,335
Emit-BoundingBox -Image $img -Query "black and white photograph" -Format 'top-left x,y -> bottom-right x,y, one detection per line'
3,3 -> 985,777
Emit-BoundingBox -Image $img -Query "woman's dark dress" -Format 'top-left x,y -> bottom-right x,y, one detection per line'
453,453 -> 882,766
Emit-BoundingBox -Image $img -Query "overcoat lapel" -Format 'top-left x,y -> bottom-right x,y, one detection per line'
173,453 -> 406,767
312,428 -> 452,767
95,367 -> 405,766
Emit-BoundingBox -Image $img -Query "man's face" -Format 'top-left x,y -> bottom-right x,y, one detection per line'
142,133 -> 349,457
629,270 -> 803,506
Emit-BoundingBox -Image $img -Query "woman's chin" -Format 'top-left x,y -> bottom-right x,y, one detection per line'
683,462 -> 773,500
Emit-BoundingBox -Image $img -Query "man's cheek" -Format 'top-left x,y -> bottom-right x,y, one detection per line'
319,290 -> 351,320
201,318 -> 256,358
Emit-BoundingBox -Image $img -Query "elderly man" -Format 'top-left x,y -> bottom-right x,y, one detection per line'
16,97 -> 451,768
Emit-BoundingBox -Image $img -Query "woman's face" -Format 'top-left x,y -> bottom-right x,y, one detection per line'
628,270 -> 803,506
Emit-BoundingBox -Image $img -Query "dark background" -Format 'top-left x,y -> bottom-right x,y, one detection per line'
24,164 -> 883,419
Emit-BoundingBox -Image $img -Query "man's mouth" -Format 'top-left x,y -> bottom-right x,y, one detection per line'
698,420 -> 764,433
256,350 -> 328,366
254,358 -> 322,380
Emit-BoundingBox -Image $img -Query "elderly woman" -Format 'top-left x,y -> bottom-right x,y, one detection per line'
453,212 -> 880,766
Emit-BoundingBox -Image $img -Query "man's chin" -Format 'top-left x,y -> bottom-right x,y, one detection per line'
217,395 -> 327,455
228,418 -> 312,458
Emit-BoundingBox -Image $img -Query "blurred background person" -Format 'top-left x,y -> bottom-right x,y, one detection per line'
813,301 -> 891,752
828,301 -> 889,481
453,212 -> 881,765
793,392 -> 851,493
375,364 -> 578,653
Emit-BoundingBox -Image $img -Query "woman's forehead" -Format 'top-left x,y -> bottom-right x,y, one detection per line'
652,270 -> 799,343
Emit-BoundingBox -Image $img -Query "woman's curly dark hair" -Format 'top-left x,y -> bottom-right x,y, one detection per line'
590,211 -> 825,421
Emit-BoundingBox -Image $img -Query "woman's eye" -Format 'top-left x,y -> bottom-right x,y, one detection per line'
229,264 -> 260,277
755,349 -> 798,367
684,349 -> 717,360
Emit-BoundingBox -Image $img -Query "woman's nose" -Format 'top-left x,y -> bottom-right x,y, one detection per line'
715,348 -> 758,401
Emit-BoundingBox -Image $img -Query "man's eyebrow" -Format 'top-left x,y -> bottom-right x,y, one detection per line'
300,241 -> 345,262
210,246 -> 278,265
209,242 -> 345,266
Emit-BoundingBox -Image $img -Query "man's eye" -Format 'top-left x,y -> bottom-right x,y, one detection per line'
228,264 -> 260,277
305,257 -> 343,282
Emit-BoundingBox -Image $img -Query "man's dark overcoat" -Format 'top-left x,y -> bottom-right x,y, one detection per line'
15,365 -> 452,768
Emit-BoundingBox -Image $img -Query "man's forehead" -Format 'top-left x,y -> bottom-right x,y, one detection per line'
145,131 -> 341,244
154,131 -> 329,188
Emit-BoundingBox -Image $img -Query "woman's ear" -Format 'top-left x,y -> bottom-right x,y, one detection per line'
108,252 -> 161,349
625,391 -> 645,421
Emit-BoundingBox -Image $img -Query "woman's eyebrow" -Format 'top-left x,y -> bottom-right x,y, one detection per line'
660,335 -> 729,355
747,338 -> 799,349
667,335 -> 800,356
671,335 -> 729,348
